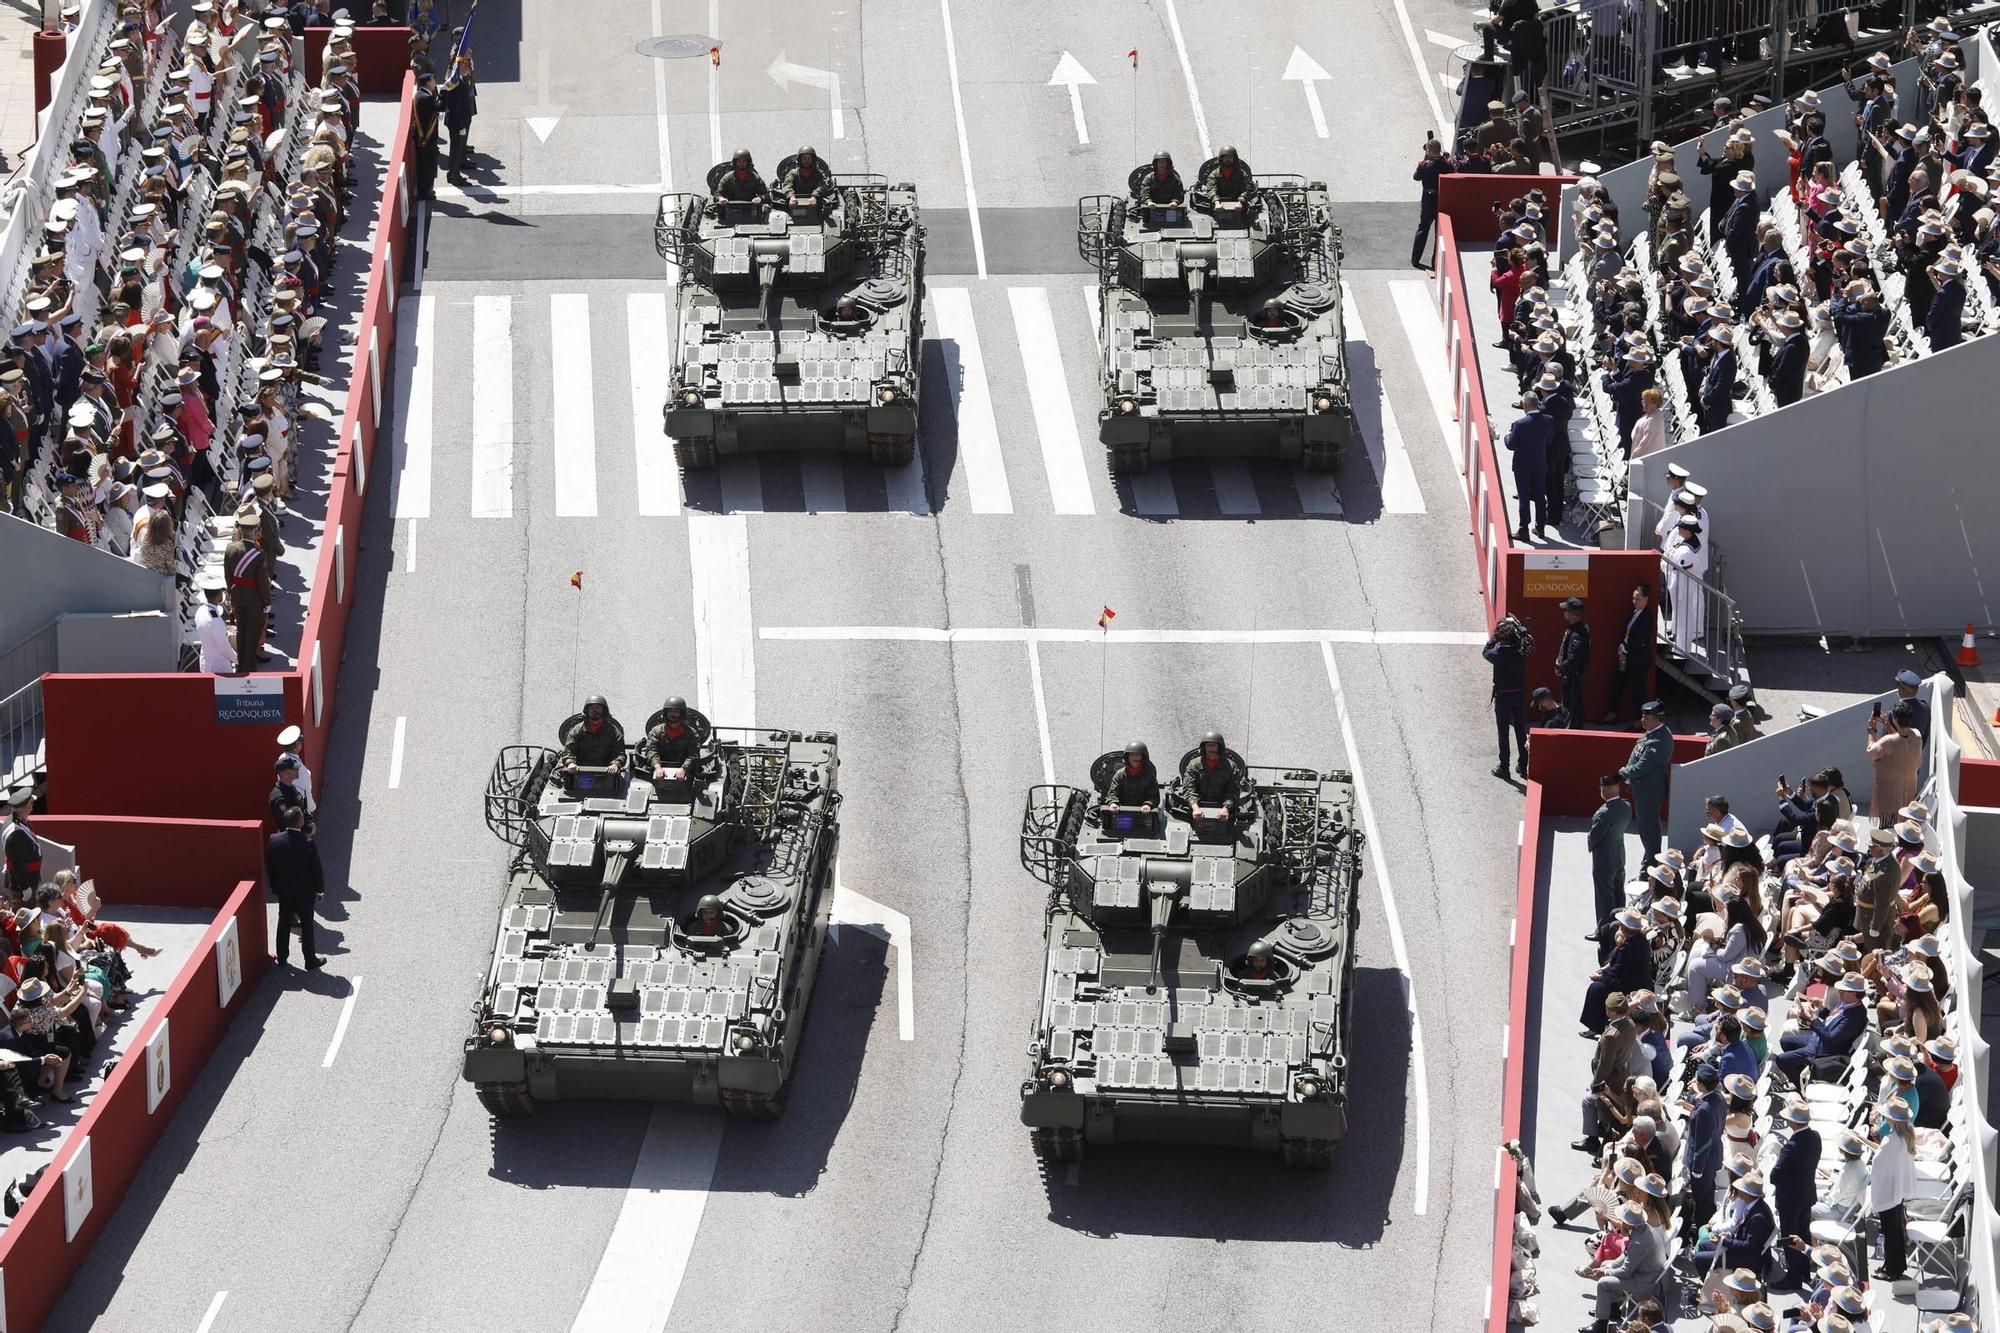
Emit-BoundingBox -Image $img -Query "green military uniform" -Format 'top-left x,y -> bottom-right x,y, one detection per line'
713,163 -> 767,204
1133,162 -> 1185,206
1180,749 -> 1247,807
644,719 -> 708,778
246,489 -> 284,581
223,527 -> 269,674
561,715 -> 627,767
1196,159 -> 1255,202
775,162 -> 832,207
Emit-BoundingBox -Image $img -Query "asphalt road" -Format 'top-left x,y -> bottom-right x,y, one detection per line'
53,2 -> 1535,1330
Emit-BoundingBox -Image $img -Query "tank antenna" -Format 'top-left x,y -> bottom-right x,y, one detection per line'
1244,606 -> 1258,754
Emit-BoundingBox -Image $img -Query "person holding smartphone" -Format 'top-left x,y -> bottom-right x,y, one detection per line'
1865,700 -> 1922,826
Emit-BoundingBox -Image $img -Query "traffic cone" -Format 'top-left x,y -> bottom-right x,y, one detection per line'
1958,624 -> 1981,668
1990,703 -> 2000,726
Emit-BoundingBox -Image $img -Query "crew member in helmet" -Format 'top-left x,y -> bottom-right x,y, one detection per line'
1234,939 -> 1276,980
711,149 -> 767,209
645,695 -> 709,780
561,696 -> 626,771
1101,741 -> 1161,807
1180,730 -> 1246,813
689,894 -> 727,936
1197,145 -> 1256,203
1251,299 -> 1293,331
1133,149 -> 1185,206
775,145 -> 833,208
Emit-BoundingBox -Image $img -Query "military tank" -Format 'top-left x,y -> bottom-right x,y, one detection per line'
653,152 -> 925,468
466,702 -> 839,1120
1016,738 -> 1363,1170
1077,153 -> 1357,474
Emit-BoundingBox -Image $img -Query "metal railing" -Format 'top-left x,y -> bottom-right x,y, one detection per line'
1631,495 -> 1748,689
0,678 -> 44,787
0,618 -> 58,704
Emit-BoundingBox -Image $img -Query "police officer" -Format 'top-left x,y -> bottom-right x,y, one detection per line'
270,754 -> 314,838
712,149 -> 768,208
1412,137 -> 1446,268
1133,149 -> 1185,206
1101,741 -> 1160,807
1555,595 -> 1590,721
775,146 -> 833,209
1530,685 -> 1570,729
645,695 -> 707,779
224,508 -> 271,673
1179,732 -> 1245,813
561,696 -> 626,771
1196,145 -> 1255,205
1484,616 -> 1529,778
410,69 -> 441,203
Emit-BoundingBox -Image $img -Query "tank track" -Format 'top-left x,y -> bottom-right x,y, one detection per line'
475,1081 -> 535,1118
721,1086 -> 789,1121
1281,1135 -> 1334,1171
1030,1126 -> 1085,1162
675,438 -> 717,470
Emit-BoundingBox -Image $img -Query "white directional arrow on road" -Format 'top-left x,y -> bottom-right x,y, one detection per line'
831,874 -> 913,1041
767,51 -> 846,139
1048,51 -> 1097,145
524,50 -> 566,143
1282,45 -> 1332,140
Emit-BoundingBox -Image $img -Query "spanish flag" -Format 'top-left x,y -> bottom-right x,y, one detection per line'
1127,49 -> 1138,70
569,571 -> 583,590
1098,606 -> 1116,630
709,45 -> 721,67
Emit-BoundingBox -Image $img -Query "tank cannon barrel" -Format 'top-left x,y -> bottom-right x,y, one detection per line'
1144,879 -> 1178,993
584,846 -> 634,950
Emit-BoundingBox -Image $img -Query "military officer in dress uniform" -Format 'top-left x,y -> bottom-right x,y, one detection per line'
1555,596 -> 1591,721
410,69 -> 441,202
193,569 -> 233,673
3,786 -> 42,902
246,476 -> 284,582
224,508 -> 271,674
276,724 -> 316,823
1620,701 -> 1674,867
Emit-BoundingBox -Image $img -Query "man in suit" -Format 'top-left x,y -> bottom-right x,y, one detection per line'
270,755 -> 314,839
1694,1172 -> 1776,1273
1772,972 -> 1869,1084
1741,231 -> 1786,311
1604,583 -> 1657,724
1721,172 -> 1759,288
1586,773 -> 1630,942
1619,700 -> 1673,867
1831,281 -> 1892,377
1768,308 -> 1808,405
1697,323 -> 1737,433
1501,392 -> 1554,541
265,805 -> 325,969
1681,1064 -> 1727,1234
1768,1098 -> 1822,1290
1555,596 -> 1591,721
1893,668 -> 1931,742
1601,346 -> 1655,454
1582,1202 -> 1667,1332
1927,255 -> 1967,349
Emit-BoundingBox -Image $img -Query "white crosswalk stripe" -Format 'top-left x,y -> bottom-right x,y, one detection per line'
1208,459 -> 1260,514
931,286 -> 1012,513
1341,279 -> 1426,514
1390,277 -> 1466,501
470,295 -> 514,517
550,294 -> 598,517
1008,285 -> 1097,515
626,291 -> 682,517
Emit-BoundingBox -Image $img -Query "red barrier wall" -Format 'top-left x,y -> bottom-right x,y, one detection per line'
1435,213 -> 1514,630
32,815 -> 267,910
1440,172 -> 1580,240
305,25 -> 413,93
33,32 -> 64,114
1489,775 -> 1544,1333
0,818 -> 268,1333
1962,757 -> 2000,808
1526,725 -> 1708,817
1503,549 -> 1663,725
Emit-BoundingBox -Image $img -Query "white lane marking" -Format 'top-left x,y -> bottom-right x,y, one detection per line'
1341,280 -> 1427,514
390,289 -> 433,519
404,519 -> 416,573
832,872 -> 914,1040
707,0 -> 722,163
1281,46 -> 1331,139
320,977 -> 363,1069
470,295 -> 514,517
627,292 -> 681,517
1208,459 -> 1260,515
718,457 -> 764,513
761,626 -> 1486,645
568,1109 -> 722,1333
1320,641 -> 1430,1215
798,455 -> 845,513
412,201 -> 429,291
1294,471 -> 1344,515
1160,0 -> 1212,158
1082,283 -> 1174,516
931,286 -> 1011,513
550,294 -> 598,517
881,446 -> 929,514
387,716 -> 406,790
689,515 -> 755,726
435,182 -> 666,199
196,1291 -> 228,1333
525,50 -> 565,143
1026,640 -> 1057,785
650,0 -> 673,190
1049,50 -> 1095,145
1007,286 -> 1095,515
1389,278 -> 1467,500
935,0 -> 987,278
767,53 -> 845,139
1425,26 -> 1465,48
1392,0 -> 1452,136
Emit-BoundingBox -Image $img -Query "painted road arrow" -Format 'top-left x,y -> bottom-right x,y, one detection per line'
831,873 -> 913,1041
1048,50 -> 1097,145
767,51 -> 846,139
1282,45 -> 1332,140
525,50 -> 566,144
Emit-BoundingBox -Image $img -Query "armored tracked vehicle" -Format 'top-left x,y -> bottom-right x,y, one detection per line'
1016,738 -> 1362,1170
467,703 -> 839,1119
654,152 -> 925,468
1078,153 -> 1357,474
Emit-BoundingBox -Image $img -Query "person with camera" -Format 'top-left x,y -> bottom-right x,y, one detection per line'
1484,614 -> 1532,779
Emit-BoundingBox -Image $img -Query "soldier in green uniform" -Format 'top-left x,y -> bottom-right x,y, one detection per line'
246,477 -> 284,582
1132,150 -> 1185,206
223,509 -> 270,673
1196,145 -> 1256,204
561,696 -> 626,771
1179,731 -> 1249,815
1099,741 -> 1161,808
774,146 -> 834,210
644,695 -> 709,780
711,149 -> 768,210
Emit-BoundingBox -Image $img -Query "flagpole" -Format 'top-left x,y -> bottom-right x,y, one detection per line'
1098,624 -> 1109,757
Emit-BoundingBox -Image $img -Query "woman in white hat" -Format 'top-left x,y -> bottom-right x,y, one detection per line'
1867,1095 -> 1916,1283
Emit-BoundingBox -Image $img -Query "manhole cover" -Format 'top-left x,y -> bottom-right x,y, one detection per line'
636,35 -> 717,59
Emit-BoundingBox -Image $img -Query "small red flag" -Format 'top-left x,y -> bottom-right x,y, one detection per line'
709,45 -> 720,67
569,571 -> 583,590
1098,606 -> 1117,630
1127,49 -> 1138,70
